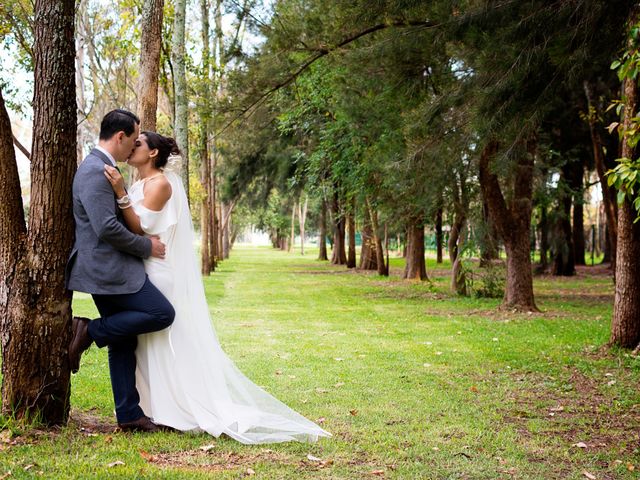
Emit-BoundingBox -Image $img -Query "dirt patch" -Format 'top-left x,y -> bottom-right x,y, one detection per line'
69,410 -> 117,434
500,368 -> 640,478
142,447 -> 297,472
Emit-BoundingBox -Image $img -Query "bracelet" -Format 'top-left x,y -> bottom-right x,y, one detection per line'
116,194 -> 130,205
118,203 -> 132,210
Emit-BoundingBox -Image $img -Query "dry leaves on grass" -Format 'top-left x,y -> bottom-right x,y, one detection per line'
107,460 -> 125,468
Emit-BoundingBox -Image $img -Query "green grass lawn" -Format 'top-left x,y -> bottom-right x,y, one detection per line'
1,246 -> 639,479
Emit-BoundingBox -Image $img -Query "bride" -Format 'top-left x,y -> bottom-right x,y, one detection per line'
103,131 -> 330,444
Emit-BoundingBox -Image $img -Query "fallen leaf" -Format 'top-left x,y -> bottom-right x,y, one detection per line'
140,450 -> 156,462
370,470 -> 385,476
307,454 -> 322,462
350,409 -> 358,416
107,461 -> 125,468
604,373 -> 613,377
104,435 -> 113,444
199,444 -> 216,452
549,406 -> 564,412
607,380 -> 616,386
573,442 -> 588,449
246,468 -> 256,475
470,386 -> 478,393
627,463 -> 636,472
582,471 -> 596,480
0,471 -> 11,479
23,465 -> 34,471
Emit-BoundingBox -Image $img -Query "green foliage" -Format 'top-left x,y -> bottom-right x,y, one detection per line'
607,19 -> 640,220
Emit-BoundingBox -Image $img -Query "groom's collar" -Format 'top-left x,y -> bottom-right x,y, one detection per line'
94,145 -> 117,166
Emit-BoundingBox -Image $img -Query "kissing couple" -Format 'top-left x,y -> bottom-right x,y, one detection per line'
65,109 -> 330,444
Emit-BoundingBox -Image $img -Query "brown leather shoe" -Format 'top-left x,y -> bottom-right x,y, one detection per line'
69,316 -> 92,373
118,416 -> 163,433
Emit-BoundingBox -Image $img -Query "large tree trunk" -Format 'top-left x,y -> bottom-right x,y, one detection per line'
347,199 -> 356,268
365,197 -> 388,276
536,204 -> 549,273
479,196 -> 499,266
330,192 -> 347,265
584,81 -> 617,273
198,0 -> 211,275
479,140 -> 538,311
1,0 -> 77,424
318,198 -> 328,261
137,0 -> 164,131
552,186 -> 576,276
171,0 -> 189,199
359,219 -> 377,270
448,209 -> 467,294
611,35 -> 640,348
435,207 -> 443,264
403,221 -> 427,280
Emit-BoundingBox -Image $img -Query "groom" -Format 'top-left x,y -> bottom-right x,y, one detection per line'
66,109 -> 175,432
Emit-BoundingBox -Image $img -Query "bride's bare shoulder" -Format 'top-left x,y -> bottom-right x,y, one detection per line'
143,174 -> 172,210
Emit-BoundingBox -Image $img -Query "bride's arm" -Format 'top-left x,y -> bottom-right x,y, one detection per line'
103,166 -> 171,235
103,166 -> 145,234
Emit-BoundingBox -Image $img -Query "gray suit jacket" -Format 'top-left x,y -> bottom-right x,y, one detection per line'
66,149 -> 151,295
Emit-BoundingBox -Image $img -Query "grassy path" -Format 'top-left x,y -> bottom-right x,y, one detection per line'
1,246 -> 639,479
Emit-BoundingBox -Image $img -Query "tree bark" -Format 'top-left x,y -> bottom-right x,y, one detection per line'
435,207 -> 443,264
347,198 -> 356,268
479,140 -> 538,311
365,197 -> 388,276
171,0 -> 189,199
479,197 -> 499,266
318,198 -> 328,260
536,204 -> 549,273
448,209 -> 467,294
552,181 -> 576,276
330,192 -> 347,265
137,0 -> 164,131
403,221 -> 427,280
584,81 -> 617,272
1,0 -> 77,424
359,219 -> 377,270
611,38 -> 640,348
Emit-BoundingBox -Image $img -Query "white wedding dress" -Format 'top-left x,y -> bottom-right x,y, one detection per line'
128,167 -> 330,444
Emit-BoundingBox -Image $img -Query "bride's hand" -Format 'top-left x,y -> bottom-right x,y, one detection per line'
104,165 -> 127,198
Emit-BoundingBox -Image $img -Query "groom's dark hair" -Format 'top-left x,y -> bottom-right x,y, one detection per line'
99,109 -> 140,140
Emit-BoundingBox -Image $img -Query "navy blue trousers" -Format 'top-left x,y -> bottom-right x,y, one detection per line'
89,276 -> 175,423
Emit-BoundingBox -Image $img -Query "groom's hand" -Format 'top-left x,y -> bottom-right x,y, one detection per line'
150,236 -> 166,259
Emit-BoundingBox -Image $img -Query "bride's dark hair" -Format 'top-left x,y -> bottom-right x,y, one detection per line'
142,131 -> 181,169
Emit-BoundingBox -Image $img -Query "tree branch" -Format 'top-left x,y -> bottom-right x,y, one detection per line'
215,19 -> 437,136
12,134 -> 30,160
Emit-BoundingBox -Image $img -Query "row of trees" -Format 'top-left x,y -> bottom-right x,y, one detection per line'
218,0 -> 640,345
